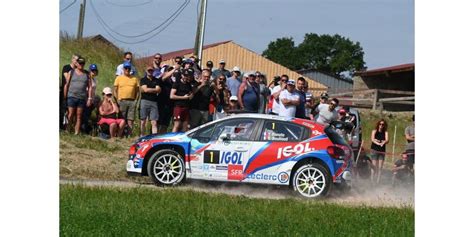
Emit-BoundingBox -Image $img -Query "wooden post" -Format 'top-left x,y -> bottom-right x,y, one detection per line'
392,125 -> 397,163
372,89 -> 378,110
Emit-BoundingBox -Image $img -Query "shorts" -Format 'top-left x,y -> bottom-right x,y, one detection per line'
406,149 -> 415,164
67,97 -> 86,109
98,117 -> 125,126
173,106 -> 190,122
140,99 -> 159,121
119,99 -> 136,120
371,151 -> 385,161
189,109 -> 209,128
158,103 -> 173,126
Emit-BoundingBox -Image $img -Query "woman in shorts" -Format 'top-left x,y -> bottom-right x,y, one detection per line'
370,119 -> 389,183
98,87 -> 126,138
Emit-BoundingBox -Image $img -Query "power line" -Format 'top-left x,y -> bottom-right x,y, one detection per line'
91,0 -> 190,44
90,0 -> 188,38
105,0 -> 153,8
60,0 -> 77,13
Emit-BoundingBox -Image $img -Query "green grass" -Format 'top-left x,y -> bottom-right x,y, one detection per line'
60,184 -> 414,236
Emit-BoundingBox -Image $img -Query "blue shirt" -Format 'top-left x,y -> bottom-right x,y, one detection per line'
226,77 -> 242,96
294,90 -> 306,118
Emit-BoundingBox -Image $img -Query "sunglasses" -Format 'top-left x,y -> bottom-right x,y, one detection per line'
154,57 -> 161,60
125,58 -> 132,60
106,94 -> 112,97
124,67 -> 131,70
379,123 -> 385,126
330,103 -> 337,106
147,69 -> 154,73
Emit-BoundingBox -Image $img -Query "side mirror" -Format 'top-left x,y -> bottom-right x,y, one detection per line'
219,133 -> 231,141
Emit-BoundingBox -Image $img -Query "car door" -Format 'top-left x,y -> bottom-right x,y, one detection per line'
243,120 -> 310,184
200,118 -> 261,181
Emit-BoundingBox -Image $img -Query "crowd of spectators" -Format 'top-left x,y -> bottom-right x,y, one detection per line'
60,51 -> 347,138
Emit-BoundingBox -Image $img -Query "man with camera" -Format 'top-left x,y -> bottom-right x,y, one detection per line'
189,69 -> 217,129
270,74 -> 289,115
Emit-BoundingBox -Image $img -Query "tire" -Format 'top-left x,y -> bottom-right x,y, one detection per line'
292,163 -> 331,198
147,149 -> 185,186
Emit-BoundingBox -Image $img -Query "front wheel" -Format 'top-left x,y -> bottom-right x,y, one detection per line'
147,149 -> 185,186
292,163 -> 331,198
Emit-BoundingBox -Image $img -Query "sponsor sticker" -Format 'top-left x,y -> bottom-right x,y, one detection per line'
216,165 -> 228,171
278,172 -> 289,183
228,165 -> 243,180
220,151 -> 243,165
277,143 -> 314,159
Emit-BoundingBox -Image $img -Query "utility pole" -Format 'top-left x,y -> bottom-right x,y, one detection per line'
77,0 -> 87,39
193,0 -> 208,68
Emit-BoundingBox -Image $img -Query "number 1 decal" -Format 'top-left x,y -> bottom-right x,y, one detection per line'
204,150 -> 220,164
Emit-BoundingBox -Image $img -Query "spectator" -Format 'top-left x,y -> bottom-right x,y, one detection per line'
113,61 -> 140,136
189,55 -> 202,74
278,79 -> 300,118
205,60 -> 214,71
60,53 -> 80,130
139,66 -> 161,136
228,96 -> 239,111
256,73 -> 271,114
156,65 -> 175,134
270,74 -> 289,115
238,72 -> 260,113
151,53 -> 163,78
226,66 -> 242,96
304,82 -> 314,120
213,74 -> 231,119
294,77 -> 307,119
81,64 -> 99,134
170,68 -> 195,132
405,114 -> 415,167
212,59 -> 232,79
370,119 -> 389,184
116,51 -> 137,76
391,152 -> 414,184
190,69 -> 217,129
314,98 -> 339,126
98,87 -> 126,139
63,56 -> 93,135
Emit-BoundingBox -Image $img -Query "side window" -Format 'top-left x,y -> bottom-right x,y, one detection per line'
260,121 -> 308,142
192,124 -> 215,143
210,119 -> 258,141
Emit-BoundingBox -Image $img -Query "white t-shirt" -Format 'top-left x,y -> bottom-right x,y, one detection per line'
271,85 -> 282,114
315,104 -> 338,125
278,89 -> 299,118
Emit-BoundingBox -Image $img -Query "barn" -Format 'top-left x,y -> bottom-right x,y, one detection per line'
138,40 -> 327,91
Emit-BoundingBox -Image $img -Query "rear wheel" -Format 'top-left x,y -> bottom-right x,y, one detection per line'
292,163 -> 331,198
147,149 -> 185,186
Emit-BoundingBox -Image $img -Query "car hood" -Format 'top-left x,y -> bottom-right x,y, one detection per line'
135,132 -> 186,143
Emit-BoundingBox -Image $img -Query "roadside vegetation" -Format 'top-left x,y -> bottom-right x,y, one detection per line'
61,184 -> 414,236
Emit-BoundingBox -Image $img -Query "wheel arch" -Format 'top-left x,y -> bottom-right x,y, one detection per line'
142,144 -> 186,176
289,156 -> 332,187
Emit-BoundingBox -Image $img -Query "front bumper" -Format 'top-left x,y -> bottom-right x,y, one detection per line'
126,160 -> 143,174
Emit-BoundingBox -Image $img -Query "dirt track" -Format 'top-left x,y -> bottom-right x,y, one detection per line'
60,170 -> 414,208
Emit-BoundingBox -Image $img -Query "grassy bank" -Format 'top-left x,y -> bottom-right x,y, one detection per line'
60,184 -> 414,236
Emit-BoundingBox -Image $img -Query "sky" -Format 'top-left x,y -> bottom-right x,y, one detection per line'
59,0 -> 414,70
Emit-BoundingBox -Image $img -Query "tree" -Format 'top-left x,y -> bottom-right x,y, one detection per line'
262,37 -> 301,71
263,33 -> 366,78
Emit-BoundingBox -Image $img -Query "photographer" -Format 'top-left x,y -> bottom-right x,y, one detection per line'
270,74 -> 289,115
189,69 -> 217,129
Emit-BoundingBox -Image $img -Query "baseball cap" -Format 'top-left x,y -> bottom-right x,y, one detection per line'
182,68 -> 194,77
206,60 -> 213,66
320,92 -> 329,99
219,59 -> 225,64
230,96 -> 238,101
287,79 -> 296,85
102,87 -> 113,95
232,66 -> 240,72
89,64 -> 98,71
123,61 -> 132,68
146,66 -> 154,72
338,109 -> 346,115
77,57 -> 86,65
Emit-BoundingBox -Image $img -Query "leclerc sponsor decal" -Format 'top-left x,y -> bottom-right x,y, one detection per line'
228,165 -> 243,180
246,172 -> 290,184
277,143 -> 314,159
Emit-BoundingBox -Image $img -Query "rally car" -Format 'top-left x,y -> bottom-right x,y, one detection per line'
127,114 -> 352,198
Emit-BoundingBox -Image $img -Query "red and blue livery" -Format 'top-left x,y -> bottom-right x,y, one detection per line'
127,114 -> 352,198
